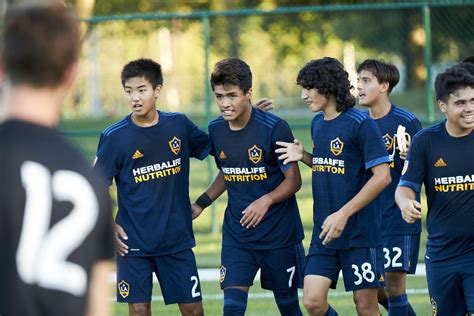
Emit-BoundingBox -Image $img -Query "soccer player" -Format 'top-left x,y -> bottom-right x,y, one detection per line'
192,57 -> 305,316
357,59 -> 422,315
276,57 -> 392,316
396,65 -> 474,316
93,58 -> 208,316
0,2 -> 115,316
93,58 -> 272,316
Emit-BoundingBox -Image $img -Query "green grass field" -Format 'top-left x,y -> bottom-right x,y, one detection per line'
61,116 -> 431,315
113,277 -> 432,315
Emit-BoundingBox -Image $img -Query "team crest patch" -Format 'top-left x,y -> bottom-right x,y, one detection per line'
168,136 -> 181,155
330,137 -> 344,156
382,133 -> 394,150
248,145 -> 262,164
219,265 -> 227,283
402,160 -> 409,175
118,280 -> 130,298
430,297 -> 437,316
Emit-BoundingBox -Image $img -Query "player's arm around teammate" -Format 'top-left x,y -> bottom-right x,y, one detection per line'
194,58 -> 306,316
277,57 -> 391,316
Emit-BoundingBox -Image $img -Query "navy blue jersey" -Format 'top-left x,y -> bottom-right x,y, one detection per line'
372,105 -> 422,236
399,122 -> 474,263
309,108 -> 390,251
94,111 -> 211,256
208,108 -> 304,250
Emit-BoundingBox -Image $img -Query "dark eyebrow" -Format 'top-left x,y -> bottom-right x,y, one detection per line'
124,84 -> 147,89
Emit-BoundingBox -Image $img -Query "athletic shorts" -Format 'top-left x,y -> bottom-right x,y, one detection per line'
305,245 -> 385,292
426,257 -> 474,315
116,249 -> 202,304
220,242 -> 305,292
382,234 -> 420,274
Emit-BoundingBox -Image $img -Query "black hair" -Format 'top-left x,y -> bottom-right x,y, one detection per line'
462,56 -> 474,64
434,65 -> 474,103
457,62 -> 474,76
296,57 -> 355,112
121,58 -> 163,89
357,59 -> 400,94
210,58 -> 252,94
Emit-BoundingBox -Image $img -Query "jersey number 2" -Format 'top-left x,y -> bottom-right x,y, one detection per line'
16,161 -> 99,296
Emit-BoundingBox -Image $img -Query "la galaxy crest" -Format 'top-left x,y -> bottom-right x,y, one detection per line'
248,145 -> 262,164
330,137 -> 344,156
219,266 -> 227,283
383,133 -> 394,150
118,280 -> 130,298
168,136 -> 181,155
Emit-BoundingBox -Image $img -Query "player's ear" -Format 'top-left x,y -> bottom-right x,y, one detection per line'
154,85 -> 162,99
380,82 -> 390,94
246,87 -> 253,100
437,99 -> 447,114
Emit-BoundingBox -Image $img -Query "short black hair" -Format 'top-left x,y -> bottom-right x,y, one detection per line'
121,58 -> 163,89
210,58 -> 252,94
462,56 -> 474,64
297,57 -> 355,112
357,59 -> 400,94
434,65 -> 474,103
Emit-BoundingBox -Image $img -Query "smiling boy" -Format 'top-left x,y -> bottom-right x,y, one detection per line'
396,65 -> 474,316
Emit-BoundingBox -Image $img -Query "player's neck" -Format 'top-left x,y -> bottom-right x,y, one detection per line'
4,84 -> 62,127
445,120 -> 472,137
228,104 -> 252,131
322,99 -> 340,120
368,99 -> 391,119
131,109 -> 159,127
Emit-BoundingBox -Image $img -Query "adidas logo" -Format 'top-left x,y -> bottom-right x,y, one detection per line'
434,158 -> 447,167
132,150 -> 144,159
219,151 -> 227,159
379,275 -> 385,282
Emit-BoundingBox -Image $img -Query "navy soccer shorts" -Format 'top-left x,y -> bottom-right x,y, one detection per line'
382,234 -> 420,274
220,242 -> 305,292
426,257 -> 474,315
116,249 -> 202,304
305,245 -> 385,292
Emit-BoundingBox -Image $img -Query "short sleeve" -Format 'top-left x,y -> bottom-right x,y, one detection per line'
406,117 -> 422,138
358,117 -> 391,170
272,119 -> 295,173
93,133 -> 120,186
185,116 -> 211,160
